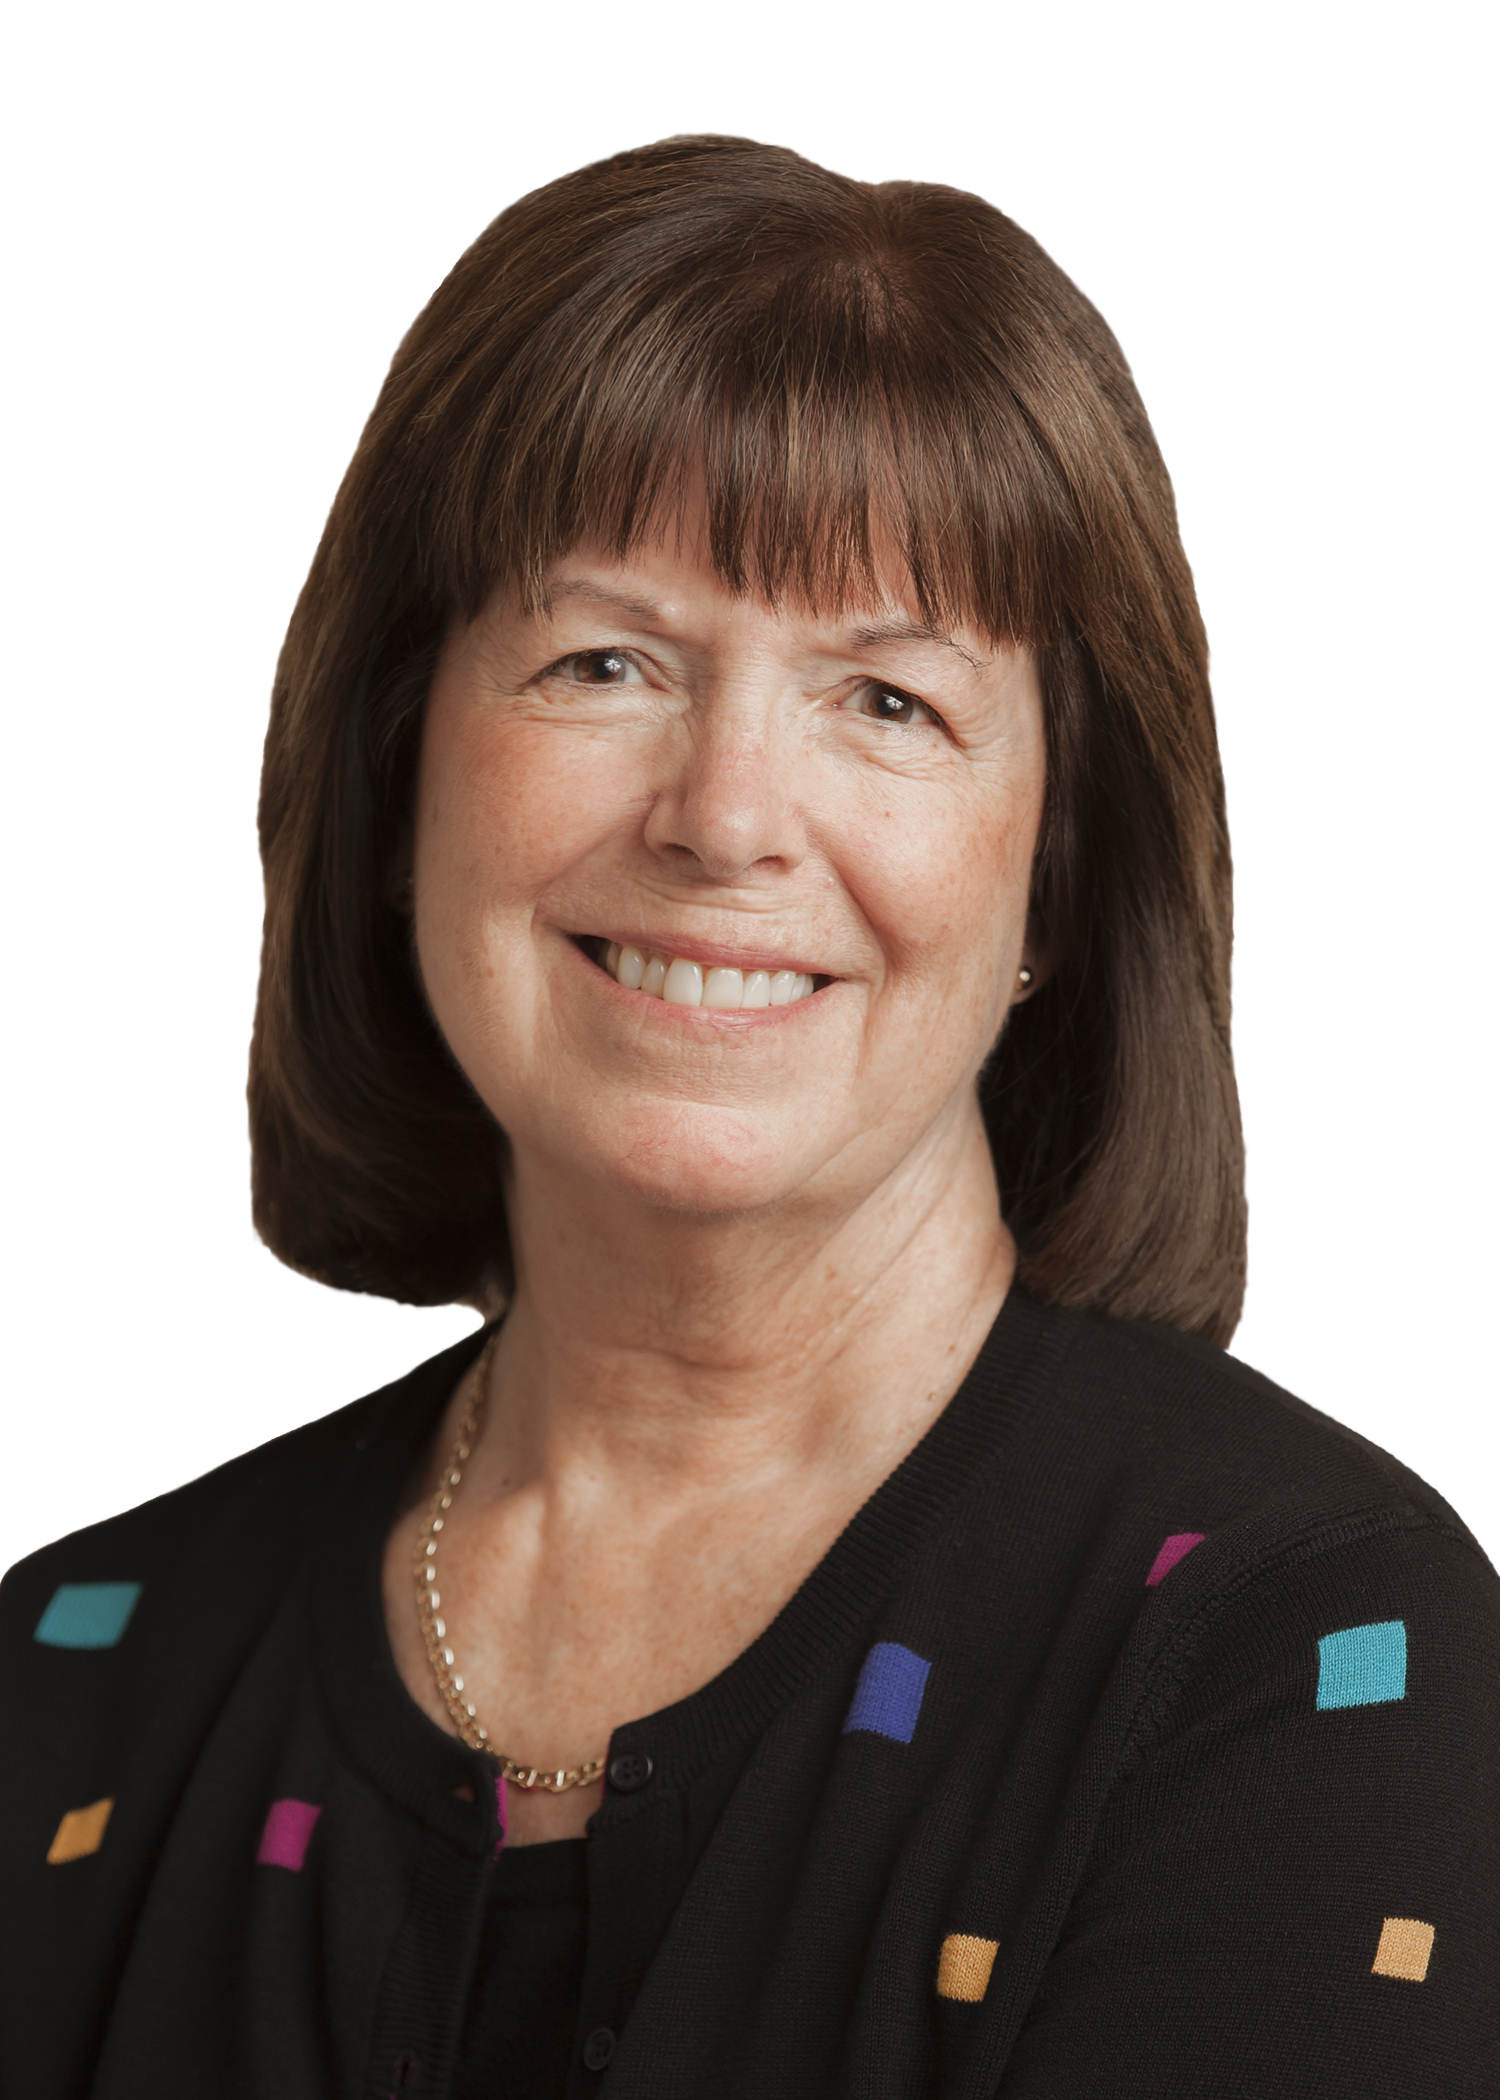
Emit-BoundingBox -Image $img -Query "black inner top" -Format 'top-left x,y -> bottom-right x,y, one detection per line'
453,1836 -> 589,2100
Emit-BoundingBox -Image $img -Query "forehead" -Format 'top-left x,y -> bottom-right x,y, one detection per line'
517,499 -> 996,670
549,572 -> 987,669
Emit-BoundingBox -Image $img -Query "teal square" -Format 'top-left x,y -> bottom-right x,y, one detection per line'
34,1582 -> 143,1650
1316,1619 -> 1406,1709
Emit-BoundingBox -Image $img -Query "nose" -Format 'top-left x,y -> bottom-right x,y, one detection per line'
641,695 -> 806,884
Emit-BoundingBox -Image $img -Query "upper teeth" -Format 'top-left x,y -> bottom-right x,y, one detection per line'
603,943 -> 817,1010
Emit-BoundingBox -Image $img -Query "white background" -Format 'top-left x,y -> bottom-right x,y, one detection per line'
4,0 -> 1495,1571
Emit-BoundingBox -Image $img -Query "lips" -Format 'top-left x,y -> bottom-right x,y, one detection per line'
599,941 -> 818,1010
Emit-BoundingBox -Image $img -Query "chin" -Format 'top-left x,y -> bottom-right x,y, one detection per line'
579,1099 -> 826,1220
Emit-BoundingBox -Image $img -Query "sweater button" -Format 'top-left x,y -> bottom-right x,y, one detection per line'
582,2026 -> 617,2070
607,1751 -> 653,1793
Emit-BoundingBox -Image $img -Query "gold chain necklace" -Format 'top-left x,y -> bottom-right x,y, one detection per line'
414,1333 -> 607,1794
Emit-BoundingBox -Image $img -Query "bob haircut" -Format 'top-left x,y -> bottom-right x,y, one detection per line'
250,134 -> 1246,1344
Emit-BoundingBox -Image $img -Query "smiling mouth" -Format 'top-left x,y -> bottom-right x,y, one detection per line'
587,939 -> 823,1010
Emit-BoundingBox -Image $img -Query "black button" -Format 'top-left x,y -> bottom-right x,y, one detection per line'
607,1751 -> 653,1793
582,2026 -> 617,2070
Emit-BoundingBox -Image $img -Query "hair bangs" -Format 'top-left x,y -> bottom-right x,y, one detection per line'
414,207 -> 1079,651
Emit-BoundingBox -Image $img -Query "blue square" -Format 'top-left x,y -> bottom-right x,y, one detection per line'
1316,1619 -> 1406,1709
842,1641 -> 932,1744
34,1582 -> 143,1650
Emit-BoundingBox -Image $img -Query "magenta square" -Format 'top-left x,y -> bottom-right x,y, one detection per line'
1145,1531 -> 1206,1586
256,1797 -> 322,1871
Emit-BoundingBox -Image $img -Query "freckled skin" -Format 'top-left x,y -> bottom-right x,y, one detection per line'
384,506 -> 1048,1843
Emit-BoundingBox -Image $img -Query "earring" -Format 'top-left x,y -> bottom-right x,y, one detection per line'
1016,965 -> 1034,990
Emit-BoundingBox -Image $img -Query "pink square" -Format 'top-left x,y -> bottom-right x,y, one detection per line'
256,1797 -> 322,1871
1145,1532 -> 1206,1586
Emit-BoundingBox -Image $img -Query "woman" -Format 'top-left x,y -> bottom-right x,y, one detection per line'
3,136 -> 1495,2097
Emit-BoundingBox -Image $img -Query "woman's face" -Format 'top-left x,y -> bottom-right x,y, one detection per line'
414,513 -> 1047,1227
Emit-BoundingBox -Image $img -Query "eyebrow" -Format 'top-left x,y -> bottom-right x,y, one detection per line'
546,578 -> 665,626
546,577 -> 984,671
845,620 -> 983,670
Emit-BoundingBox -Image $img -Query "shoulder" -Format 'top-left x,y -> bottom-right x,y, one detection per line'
0,1325 -> 485,1651
1037,1296 -> 1483,1557
999,1296 -> 1500,1714
1023,1301 -> 1499,1717
0,1326 -> 487,1930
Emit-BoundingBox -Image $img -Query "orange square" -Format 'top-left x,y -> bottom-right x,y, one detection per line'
47,1797 -> 114,1864
936,1932 -> 999,2002
1372,1916 -> 1435,1982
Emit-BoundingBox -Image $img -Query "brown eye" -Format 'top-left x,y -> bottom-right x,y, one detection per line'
540,648 -> 649,696
573,651 -> 630,683
861,684 -> 934,727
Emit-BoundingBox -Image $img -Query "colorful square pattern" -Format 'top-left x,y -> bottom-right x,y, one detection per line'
937,1933 -> 999,2002
47,1797 -> 114,1863
1145,1533 -> 1206,1587
1316,1620 -> 1406,1709
34,1582 -> 143,1649
843,1642 -> 932,1744
256,1798 -> 322,1871
1372,1916 -> 1434,1982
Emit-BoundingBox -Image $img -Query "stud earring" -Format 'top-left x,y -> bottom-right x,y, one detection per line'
1016,965 -> 1034,990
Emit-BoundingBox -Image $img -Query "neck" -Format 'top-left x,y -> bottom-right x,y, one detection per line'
478,1095 -> 1014,1497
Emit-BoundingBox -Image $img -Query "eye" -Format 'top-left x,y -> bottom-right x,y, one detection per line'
850,681 -> 942,728
544,649 -> 641,685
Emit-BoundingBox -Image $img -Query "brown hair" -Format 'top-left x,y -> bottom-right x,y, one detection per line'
250,134 -> 1245,1342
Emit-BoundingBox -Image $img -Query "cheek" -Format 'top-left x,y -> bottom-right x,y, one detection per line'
841,769 -> 1040,1005
416,710 -> 624,931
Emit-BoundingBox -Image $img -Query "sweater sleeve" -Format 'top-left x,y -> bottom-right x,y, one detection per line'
994,1515 -> 1500,2099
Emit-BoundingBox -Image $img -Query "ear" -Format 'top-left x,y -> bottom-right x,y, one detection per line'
1011,921 -> 1057,1004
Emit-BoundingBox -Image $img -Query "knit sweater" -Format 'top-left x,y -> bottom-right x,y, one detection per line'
3,1290 -> 1496,2097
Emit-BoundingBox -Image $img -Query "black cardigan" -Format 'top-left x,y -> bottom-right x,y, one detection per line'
3,1291 -> 1497,2097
